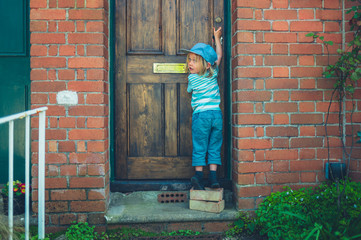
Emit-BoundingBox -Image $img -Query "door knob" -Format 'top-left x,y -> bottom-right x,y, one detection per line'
215,17 -> 222,23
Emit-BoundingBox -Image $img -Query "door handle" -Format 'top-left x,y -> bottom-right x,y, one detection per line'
215,17 -> 222,23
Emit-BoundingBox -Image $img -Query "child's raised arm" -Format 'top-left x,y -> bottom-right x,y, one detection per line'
213,27 -> 222,66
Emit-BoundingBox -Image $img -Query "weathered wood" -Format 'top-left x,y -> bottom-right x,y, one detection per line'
189,199 -> 225,213
127,157 -> 192,179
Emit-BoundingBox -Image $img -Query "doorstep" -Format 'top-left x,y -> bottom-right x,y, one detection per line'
105,190 -> 239,224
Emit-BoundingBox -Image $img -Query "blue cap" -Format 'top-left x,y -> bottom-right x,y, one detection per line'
181,43 -> 217,65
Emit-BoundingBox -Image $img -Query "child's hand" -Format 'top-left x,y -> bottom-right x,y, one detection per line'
214,27 -> 222,40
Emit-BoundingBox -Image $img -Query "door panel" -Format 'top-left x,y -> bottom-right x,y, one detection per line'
0,0 -> 29,184
115,0 -> 225,181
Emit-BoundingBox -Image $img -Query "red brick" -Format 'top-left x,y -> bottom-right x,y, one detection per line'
273,0 -> 288,8
299,9 -> 315,20
300,149 -> 316,159
87,22 -> 105,32
273,91 -> 289,101
238,186 -> 271,197
68,33 -> 104,44
272,21 -> 289,31
291,114 -> 323,124
69,129 -> 107,140
71,201 -> 106,212
238,162 -> 272,173
265,149 -> 298,160
300,126 -> 315,136
87,45 -> 106,56
290,21 -> 323,32
273,138 -> 289,148
86,94 -> 105,104
88,141 -> 107,152
31,94 -> 48,104
87,69 -> 106,80
59,45 -> 76,56
235,0 -> 271,8
31,9 -> 66,20
69,153 -> 105,163
266,126 -> 298,137
203,222 -> 231,233
265,56 -> 297,66
290,44 -> 322,54
300,79 -> 316,89
68,9 -> 104,20
58,22 -> 75,32
234,114 -> 271,125
30,0 -> 47,8
88,164 -> 106,175
272,46 -> 287,56
87,117 -> 107,128
273,67 -> 289,78
69,177 -> 104,188
58,0 -> 75,8
237,198 -> 255,210
236,139 -> 272,150
290,0 -> 322,8
58,141 -> 76,152
264,10 -> 297,20
291,67 -> 324,78
235,44 -> 271,54
274,161 -> 289,172
88,189 -> 106,200
266,173 -> 299,184
235,91 -> 271,101
31,57 -> 67,68
68,81 -> 104,92
236,174 -> 254,185
68,106 -> 106,116
44,177 -> 67,189
31,23 -> 47,34
232,103 -> 254,113
68,57 -> 105,68
51,190 -> 86,201
316,10 -> 342,20
31,33 -> 65,44
265,102 -> 298,112
324,0 -> 340,8
274,114 -> 289,125
291,91 -> 323,101
31,45 -> 47,56
290,160 -> 323,171
301,172 -> 317,182
291,138 -> 323,148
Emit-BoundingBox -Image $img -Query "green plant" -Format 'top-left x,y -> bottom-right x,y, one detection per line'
255,180 -> 361,240
225,212 -> 258,238
65,221 -> 97,240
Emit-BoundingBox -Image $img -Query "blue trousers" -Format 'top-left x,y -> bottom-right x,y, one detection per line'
191,110 -> 223,166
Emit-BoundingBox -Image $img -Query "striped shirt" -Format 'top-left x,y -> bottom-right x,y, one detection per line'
187,67 -> 221,114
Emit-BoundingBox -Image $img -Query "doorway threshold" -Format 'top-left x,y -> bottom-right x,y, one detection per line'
105,190 -> 238,224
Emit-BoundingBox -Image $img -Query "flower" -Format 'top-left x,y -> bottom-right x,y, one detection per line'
1,180 -> 29,197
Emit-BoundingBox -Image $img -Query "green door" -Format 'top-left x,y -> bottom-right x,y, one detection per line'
0,0 -> 30,184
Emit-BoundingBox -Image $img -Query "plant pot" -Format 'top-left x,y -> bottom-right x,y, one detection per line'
1,193 -> 25,215
325,163 -> 347,181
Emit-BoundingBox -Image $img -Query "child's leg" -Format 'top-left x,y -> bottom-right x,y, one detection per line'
207,111 -> 223,188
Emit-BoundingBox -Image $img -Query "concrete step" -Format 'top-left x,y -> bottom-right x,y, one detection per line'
105,190 -> 239,233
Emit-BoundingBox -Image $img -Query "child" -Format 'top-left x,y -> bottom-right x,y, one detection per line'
182,27 -> 223,190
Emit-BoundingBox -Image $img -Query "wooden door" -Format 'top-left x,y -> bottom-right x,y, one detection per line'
0,0 -> 29,184
115,0 -> 225,180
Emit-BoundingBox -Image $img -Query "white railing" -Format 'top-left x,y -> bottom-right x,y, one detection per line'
0,107 -> 47,240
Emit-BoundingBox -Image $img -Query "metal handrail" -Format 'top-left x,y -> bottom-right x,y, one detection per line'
0,107 -> 47,240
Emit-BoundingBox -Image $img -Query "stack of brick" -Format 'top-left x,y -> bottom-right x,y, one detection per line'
189,188 -> 224,213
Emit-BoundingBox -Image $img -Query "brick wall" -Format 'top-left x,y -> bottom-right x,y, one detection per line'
30,0 -> 110,231
231,0 -> 361,211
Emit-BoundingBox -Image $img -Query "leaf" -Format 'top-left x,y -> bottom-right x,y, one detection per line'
306,33 -> 315,37
351,72 -> 360,81
319,36 -> 324,40
337,49 -> 343,54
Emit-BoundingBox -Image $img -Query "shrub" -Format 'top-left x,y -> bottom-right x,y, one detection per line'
66,222 -> 97,240
255,180 -> 361,240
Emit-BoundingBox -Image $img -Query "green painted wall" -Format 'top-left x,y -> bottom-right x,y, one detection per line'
0,0 -> 30,184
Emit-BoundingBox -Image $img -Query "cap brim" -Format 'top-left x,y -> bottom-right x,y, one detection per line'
180,49 -> 193,54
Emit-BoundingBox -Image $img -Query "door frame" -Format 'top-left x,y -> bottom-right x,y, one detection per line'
109,0 -> 232,191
